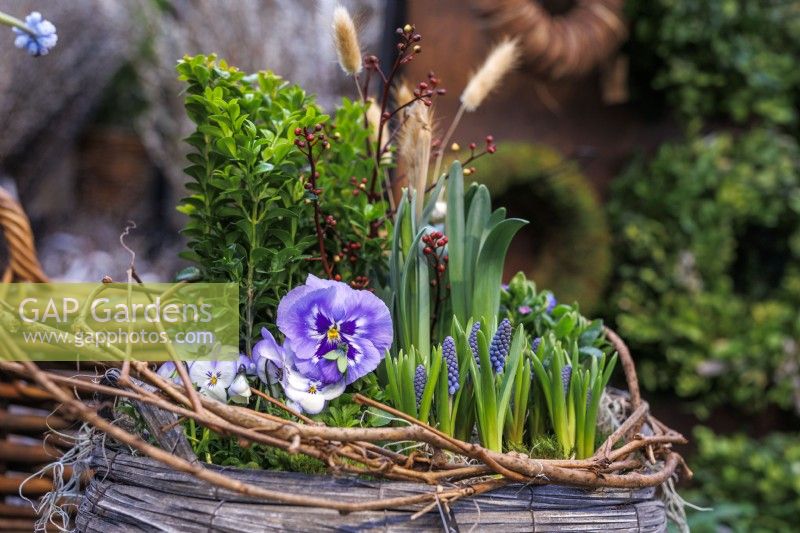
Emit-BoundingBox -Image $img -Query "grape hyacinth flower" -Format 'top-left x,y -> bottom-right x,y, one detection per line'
277,274 -> 392,386
561,364 -> 572,394
10,12 -> 58,56
489,318 -> 512,373
442,336 -> 460,395
414,364 -> 427,407
531,336 -> 541,353
468,321 -> 481,368
189,359 -> 237,402
545,293 -> 557,314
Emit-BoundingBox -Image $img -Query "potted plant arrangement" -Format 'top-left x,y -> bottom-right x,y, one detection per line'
0,7 -> 689,532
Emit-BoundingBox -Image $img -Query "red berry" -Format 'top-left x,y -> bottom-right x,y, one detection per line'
487,146 -> 496,154
437,264 -> 446,272
423,247 -> 433,255
485,135 -> 494,143
306,134 -> 315,142
294,127 -> 302,136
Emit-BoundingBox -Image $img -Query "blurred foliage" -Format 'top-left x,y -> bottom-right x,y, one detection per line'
469,143 -> 611,313
628,0 -> 800,129
607,128 -> 800,417
685,427 -> 800,533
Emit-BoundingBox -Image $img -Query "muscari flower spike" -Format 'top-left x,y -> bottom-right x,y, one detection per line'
442,336 -> 460,395
12,12 -> 57,57
531,336 -> 541,353
545,293 -> 557,314
489,318 -> 512,373
414,364 -> 427,407
277,274 -> 393,386
468,321 -> 481,368
561,364 -> 572,394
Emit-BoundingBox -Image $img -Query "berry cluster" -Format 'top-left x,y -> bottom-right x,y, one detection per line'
394,24 -> 423,65
422,230 -> 448,287
349,176 -> 368,197
293,123 -> 331,151
442,336 -> 460,395
489,318 -> 512,373
462,135 -> 497,176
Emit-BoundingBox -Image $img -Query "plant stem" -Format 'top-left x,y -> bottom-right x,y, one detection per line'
0,11 -> 30,33
304,144 -> 333,278
432,103 -> 465,188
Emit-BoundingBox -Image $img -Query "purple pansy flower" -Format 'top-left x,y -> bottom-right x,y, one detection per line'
189,359 -> 237,402
237,352 -> 257,376
277,274 -> 392,386
254,327 -> 285,386
156,361 -> 189,385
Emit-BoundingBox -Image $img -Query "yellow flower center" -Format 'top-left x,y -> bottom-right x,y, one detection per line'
308,385 -> 317,394
327,325 -> 340,342
209,374 -> 218,386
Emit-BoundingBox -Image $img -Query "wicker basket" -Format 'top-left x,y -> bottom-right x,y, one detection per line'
0,186 -> 685,532
77,448 -> 667,532
0,186 -> 73,531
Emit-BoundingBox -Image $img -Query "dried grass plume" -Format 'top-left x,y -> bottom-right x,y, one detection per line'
460,38 -> 520,112
332,5 -> 362,76
398,101 -> 433,216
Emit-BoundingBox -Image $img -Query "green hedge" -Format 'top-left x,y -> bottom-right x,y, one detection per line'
469,142 -> 611,313
686,427 -> 800,533
628,0 -> 800,128
607,128 -> 800,416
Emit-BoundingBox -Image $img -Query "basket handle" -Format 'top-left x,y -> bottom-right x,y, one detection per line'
0,186 -> 48,282
604,326 -> 641,411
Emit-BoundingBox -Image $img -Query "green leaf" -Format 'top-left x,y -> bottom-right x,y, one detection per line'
472,218 -> 527,326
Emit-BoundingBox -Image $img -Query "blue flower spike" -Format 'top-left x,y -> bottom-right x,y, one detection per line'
414,364 -> 427,407
489,318 -> 512,373
11,11 -> 58,56
442,336 -> 460,395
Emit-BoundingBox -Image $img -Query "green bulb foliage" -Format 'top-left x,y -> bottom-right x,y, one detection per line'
468,143 -> 611,313
607,128 -> 800,417
628,0 -> 800,129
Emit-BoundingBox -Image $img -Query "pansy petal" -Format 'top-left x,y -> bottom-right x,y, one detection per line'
296,356 -> 343,385
189,360 -> 214,386
200,384 -> 227,402
320,379 -> 346,400
344,337 -> 383,385
340,288 -> 393,353
228,373 -> 250,397
215,360 -> 237,388
283,386 -> 326,414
